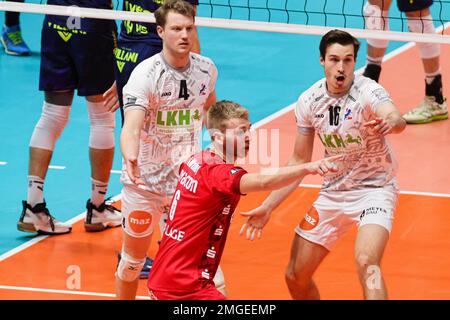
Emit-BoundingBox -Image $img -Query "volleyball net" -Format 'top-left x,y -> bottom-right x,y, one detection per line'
0,0 -> 449,44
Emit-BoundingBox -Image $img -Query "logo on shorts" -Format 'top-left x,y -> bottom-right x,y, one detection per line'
128,210 -> 152,234
360,207 -> 388,221
299,207 -> 319,231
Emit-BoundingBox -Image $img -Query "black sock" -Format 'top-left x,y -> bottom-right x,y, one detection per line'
4,0 -> 25,27
363,64 -> 382,83
425,74 -> 444,104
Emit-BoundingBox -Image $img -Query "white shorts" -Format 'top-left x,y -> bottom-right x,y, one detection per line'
295,185 -> 399,251
121,184 -> 172,238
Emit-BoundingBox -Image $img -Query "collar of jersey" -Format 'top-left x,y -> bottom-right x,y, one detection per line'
160,52 -> 191,73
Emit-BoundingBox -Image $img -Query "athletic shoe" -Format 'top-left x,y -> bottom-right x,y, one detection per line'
1,25 -> 30,56
403,96 -> 448,124
18,201 -> 72,235
84,198 -> 122,232
139,256 -> 154,279
116,254 -> 154,279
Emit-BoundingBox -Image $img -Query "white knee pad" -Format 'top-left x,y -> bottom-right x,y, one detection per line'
29,101 -> 71,151
407,15 -> 440,59
116,251 -> 146,282
87,101 -> 115,149
213,265 -> 227,296
364,2 -> 390,48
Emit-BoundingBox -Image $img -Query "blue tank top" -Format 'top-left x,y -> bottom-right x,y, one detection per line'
118,0 -> 198,45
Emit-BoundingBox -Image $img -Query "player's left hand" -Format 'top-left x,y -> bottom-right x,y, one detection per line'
363,117 -> 394,136
103,81 -> 120,112
239,206 -> 272,241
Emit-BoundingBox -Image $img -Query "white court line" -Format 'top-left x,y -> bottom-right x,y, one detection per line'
0,162 -> 7,165
0,285 -> 150,300
110,170 -> 121,174
48,165 -> 66,170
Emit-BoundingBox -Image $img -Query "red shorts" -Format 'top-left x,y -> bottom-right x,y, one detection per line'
149,284 -> 226,300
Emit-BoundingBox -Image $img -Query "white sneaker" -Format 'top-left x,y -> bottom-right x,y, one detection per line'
18,201 -> 72,235
84,199 -> 122,232
403,96 -> 448,124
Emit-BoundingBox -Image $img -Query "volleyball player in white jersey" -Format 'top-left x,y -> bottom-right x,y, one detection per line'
240,30 -> 406,300
116,0 -> 218,299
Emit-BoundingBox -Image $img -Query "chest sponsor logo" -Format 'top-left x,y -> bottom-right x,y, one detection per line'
157,109 -> 201,127
318,133 -> 362,149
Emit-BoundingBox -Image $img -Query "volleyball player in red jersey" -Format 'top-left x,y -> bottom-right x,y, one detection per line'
147,100 -> 341,300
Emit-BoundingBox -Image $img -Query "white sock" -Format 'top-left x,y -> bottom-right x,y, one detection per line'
91,178 -> 108,207
27,175 -> 44,207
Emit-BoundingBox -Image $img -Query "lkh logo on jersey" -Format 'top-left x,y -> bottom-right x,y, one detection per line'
128,210 -> 152,234
299,207 -> 319,231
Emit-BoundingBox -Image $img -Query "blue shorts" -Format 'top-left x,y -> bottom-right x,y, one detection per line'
397,0 -> 433,12
39,20 -> 116,96
114,38 -> 162,121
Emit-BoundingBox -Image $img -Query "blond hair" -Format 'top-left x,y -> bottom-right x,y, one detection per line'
207,100 -> 249,133
154,0 -> 195,28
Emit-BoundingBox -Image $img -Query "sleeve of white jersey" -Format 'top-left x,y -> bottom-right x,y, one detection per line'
294,94 -> 314,135
209,62 -> 218,93
122,61 -> 154,113
365,81 -> 393,114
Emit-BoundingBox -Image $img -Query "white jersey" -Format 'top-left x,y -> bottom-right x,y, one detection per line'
121,52 -> 217,194
295,75 -> 398,191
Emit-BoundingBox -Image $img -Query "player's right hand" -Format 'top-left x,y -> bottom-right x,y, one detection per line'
103,81 -> 120,113
125,157 -> 145,185
306,154 -> 343,176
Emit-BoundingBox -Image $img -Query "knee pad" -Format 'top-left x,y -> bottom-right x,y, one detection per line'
87,100 -> 115,149
364,2 -> 390,48
116,251 -> 146,282
29,101 -> 71,151
407,15 -> 440,59
213,265 -> 227,295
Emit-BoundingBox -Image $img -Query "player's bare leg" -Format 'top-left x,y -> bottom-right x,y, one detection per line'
285,235 -> 329,300
363,0 -> 392,82
404,8 -> 440,80
354,224 -> 389,300
116,232 -> 154,300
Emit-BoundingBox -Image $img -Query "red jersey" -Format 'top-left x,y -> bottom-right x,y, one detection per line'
148,150 -> 247,293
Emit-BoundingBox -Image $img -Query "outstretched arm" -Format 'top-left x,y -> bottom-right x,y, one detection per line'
239,130 -> 318,240
363,101 -> 406,135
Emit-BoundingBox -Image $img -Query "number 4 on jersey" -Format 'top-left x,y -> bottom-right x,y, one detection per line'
179,80 -> 190,100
